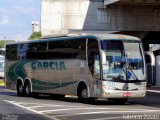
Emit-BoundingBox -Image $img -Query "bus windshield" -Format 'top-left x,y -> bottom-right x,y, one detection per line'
101,40 -> 145,81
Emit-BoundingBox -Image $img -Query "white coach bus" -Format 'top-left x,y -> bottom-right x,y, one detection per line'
5,34 -> 146,104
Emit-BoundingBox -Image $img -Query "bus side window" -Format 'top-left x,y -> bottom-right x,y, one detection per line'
87,39 -> 100,78
26,43 -> 37,60
6,45 -> 18,61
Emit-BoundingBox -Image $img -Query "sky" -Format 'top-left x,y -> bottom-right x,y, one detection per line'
0,0 -> 41,41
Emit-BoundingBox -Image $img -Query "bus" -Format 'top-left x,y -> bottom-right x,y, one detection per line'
0,48 -> 5,56
5,34 -> 146,104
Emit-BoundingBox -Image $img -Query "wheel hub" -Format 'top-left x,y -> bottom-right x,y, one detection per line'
81,89 -> 87,98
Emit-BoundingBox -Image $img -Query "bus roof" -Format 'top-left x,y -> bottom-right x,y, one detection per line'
6,33 -> 140,45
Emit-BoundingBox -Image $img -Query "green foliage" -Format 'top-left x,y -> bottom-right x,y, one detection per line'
0,40 -> 15,48
28,32 -> 42,40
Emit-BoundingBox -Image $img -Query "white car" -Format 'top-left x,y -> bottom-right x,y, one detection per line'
0,56 -> 4,78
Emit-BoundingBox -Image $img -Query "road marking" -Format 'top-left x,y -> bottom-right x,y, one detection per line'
4,100 -> 160,120
4,100 -> 60,120
147,90 -> 160,93
27,105 -> 69,109
39,107 -> 119,113
4,100 -> 86,109
88,117 -> 122,120
53,109 -> 160,118
28,105 -> 84,109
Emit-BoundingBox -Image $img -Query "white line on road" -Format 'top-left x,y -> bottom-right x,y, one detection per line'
7,101 -> 84,108
4,100 -> 60,120
53,109 -> 160,118
4,101 -> 43,105
27,105 -> 69,109
4,100 -> 44,114
147,90 -> 160,93
39,107 -> 120,113
27,105 -> 84,109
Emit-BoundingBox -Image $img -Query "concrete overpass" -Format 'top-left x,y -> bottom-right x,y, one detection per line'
104,0 -> 160,5
41,0 -> 160,86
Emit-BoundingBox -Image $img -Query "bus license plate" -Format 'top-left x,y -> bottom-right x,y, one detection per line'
123,92 -> 131,97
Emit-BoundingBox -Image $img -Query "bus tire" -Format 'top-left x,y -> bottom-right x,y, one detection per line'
17,81 -> 24,97
108,98 -> 128,104
23,81 -> 31,97
78,84 -> 88,103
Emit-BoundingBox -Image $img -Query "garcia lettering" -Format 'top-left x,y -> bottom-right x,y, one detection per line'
31,61 -> 66,70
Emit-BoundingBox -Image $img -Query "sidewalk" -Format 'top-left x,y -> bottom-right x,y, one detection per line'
147,86 -> 160,90
147,86 -> 160,93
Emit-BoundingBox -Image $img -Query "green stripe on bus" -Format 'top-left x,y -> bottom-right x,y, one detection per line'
7,61 -> 76,90
32,79 -> 77,90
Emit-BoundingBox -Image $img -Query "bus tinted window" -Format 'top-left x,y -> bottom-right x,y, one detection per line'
36,42 -> 47,59
48,40 -> 60,59
6,45 -> 18,60
17,44 -> 28,60
101,41 -> 123,50
26,43 -> 37,59
72,39 -> 86,60
60,40 -> 73,59
26,42 -> 47,60
36,42 -> 47,51
48,39 -> 86,60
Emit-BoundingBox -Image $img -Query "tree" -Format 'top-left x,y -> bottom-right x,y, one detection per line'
28,32 -> 42,40
0,40 -> 15,48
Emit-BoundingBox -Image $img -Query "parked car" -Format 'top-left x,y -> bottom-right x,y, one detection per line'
0,56 -> 4,78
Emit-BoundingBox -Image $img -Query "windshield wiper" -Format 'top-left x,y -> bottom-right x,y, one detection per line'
128,68 -> 138,81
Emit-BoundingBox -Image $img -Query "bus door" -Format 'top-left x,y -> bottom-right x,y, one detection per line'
87,39 -> 101,96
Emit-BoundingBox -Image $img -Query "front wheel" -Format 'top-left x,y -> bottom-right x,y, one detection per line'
78,85 -> 88,103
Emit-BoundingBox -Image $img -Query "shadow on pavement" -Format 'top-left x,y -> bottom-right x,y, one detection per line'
1,86 -> 160,108
32,94 -> 133,106
0,86 -> 17,96
129,91 -> 160,109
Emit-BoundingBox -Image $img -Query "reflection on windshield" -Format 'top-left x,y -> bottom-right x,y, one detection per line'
101,40 -> 145,81
124,42 -> 145,80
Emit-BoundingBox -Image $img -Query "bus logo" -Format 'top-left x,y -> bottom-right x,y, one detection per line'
31,61 -> 66,70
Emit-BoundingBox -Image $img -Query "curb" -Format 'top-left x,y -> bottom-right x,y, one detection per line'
147,86 -> 160,91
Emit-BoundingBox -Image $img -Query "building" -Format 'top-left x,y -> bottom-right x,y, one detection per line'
41,0 -> 160,86
32,21 -> 40,32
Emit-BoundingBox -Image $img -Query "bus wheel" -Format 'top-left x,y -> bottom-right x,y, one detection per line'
78,85 -> 88,103
24,81 -> 31,97
17,81 -> 24,97
108,98 -> 128,104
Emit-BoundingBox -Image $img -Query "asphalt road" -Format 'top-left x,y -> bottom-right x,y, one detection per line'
0,86 -> 160,120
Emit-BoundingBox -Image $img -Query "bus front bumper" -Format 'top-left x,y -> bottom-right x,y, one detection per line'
101,90 -> 146,98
